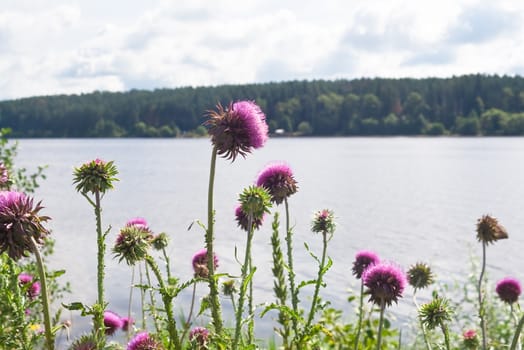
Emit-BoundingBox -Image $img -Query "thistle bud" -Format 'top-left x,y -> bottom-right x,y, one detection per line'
73,158 -> 119,194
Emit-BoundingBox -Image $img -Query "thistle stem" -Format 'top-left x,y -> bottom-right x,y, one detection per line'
440,322 -> 451,350
206,146 -> 223,334
478,241 -> 487,350
92,189 -> 106,347
233,226 -> 255,350
510,313 -> 524,350
354,281 -> 365,350
30,237 -> 54,350
126,266 -> 135,341
180,282 -> 198,344
376,299 -> 386,350
413,291 -> 432,350
284,198 -> 299,337
145,255 -> 181,350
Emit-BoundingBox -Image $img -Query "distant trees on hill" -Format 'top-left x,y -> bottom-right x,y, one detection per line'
1,74 -> 524,137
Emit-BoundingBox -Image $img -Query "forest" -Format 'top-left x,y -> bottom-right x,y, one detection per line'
1,74 -> 524,137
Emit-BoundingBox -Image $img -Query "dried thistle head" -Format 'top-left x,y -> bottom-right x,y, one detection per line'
476,214 -> 508,244
407,262 -> 435,292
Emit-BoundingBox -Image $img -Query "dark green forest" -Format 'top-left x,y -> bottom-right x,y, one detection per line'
1,74 -> 524,137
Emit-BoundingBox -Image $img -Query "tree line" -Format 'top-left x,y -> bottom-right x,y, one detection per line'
1,74 -> 524,137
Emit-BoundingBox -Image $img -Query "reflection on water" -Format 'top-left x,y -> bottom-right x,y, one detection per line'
16,137 -> 524,344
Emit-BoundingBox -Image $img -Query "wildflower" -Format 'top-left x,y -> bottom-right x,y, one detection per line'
256,162 -> 298,204
352,250 -> 380,279
235,205 -> 264,232
151,232 -> 169,251
192,248 -> 218,279
222,279 -> 237,297
238,185 -> 272,225
476,214 -> 508,244
0,162 -> 8,188
0,191 -> 50,260
103,310 -> 123,336
363,263 -> 406,307
68,334 -> 97,350
121,316 -> 134,332
496,277 -> 522,304
419,296 -> 453,330
73,158 -> 119,194
311,209 -> 336,235
189,327 -> 210,348
127,331 -> 163,350
463,329 -> 480,349
407,262 -> 435,291
19,273 -> 42,300
205,101 -> 268,161
113,225 -> 153,265
126,217 -> 149,230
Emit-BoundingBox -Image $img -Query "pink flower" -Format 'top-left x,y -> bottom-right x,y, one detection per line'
352,250 -> 380,279
192,248 -> 219,279
363,263 -> 406,307
189,327 -> 210,347
127,332 -> 162,350
103,310 -> 123,336
256,162 -> 298,204
496,277 -> 522,304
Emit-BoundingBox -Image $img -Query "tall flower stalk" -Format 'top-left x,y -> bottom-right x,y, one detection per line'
73,158 -> 118,346
233,186 -> 271,349
0,191 -> 53,349
475,214 -> 508,350
419,296 -> 453,350
407,262 -> 435,350
204,100 -> 268,336
496,277 -> 522,349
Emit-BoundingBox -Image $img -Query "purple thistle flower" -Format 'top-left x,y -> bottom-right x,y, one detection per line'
0,191 -> 50,260
205,100 -> 268,161
126,217 -> 149,230
189,327 -> 210,347
18,273 -> 41,299
496,277 -> 522,304
127,331 -> 162,350
121,316 -> 134,332
352,250 -> 380,279
103,310 -> 123,336
256,162 -> 298,204
192,248 -> 219,279
235,205 -> 264,232
363,263 -> 406,307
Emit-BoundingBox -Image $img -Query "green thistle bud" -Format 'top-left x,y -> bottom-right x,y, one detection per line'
239,185 -> 272,223
73,158 -> 119,194
222,279 -> 237,297
476,214 -> 508,245
407,262 -> 435,291
151,232 -> 169,251
113,225 -> 153,265
418,296 -> 453,330
311,209 -> 336,235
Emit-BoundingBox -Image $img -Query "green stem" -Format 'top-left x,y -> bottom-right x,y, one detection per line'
478,241 -> 487,350
144,262 -> 161,334
248,249 -> 255,344
233,227 -> 255,350
162,246 -> 172,281
510,304 -> 521,350
376,299 -> 386,350
8,259 -> 31,349
146,255 -> 181,350
180,282 -> 198,344
413,291 -> 432,350
510,313 -> 524,350
354,280 -> 365,350
92,190 -> 106,347
126,266 -> 135,341
440,323 -> 450,350
284,198 -> 299,337
304,231 -> 328,336
206,146 -> 223,334
30,237 -> 54,350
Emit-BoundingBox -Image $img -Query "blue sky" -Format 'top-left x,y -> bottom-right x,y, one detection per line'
0,0 -> 523,100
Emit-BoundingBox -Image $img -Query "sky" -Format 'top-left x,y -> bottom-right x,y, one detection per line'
0,0 -> 523,101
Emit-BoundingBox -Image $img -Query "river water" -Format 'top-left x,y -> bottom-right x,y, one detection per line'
15,137 -> 524,346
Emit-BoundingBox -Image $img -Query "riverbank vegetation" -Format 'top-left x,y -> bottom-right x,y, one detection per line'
0,100 -> 523,349
1,74 -> 524,138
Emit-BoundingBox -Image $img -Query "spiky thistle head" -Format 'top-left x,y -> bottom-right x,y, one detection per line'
311,209 -> 336,235
256,161 -> 298,204
363,262 -> 406,307
192,248 -> 219,279
476,214 -> 508,245
127,331 -> 164,350
73,158 -> 119,194
68,334 -> 97,350
238,185 -> 272,226
151,232 -> 169,251
113,224 -> 153,265
418,296 -> 453,330
0,191 -> 50,260
352,250 -> 380,279
235,205 -> 264,232
205,101 -> 268,161
222,279 -> 237,296
496,277 -> 522,304
407,262 -> 435,291
189,327 -> 210,348
462,329 -> 480,349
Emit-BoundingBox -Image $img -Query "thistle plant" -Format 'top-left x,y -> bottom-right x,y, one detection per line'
73,158 -> 118,347
232,185 -> 271,350
0,191 -> 54,350
407,262 -> 435,350
363,262 -> 406,350
351,250 -> 380,350
204,100 -> 268,336
476,214 -> 508,350
419,296 -> 453,350
495,277 -> 522,349
127,332 -> 163,350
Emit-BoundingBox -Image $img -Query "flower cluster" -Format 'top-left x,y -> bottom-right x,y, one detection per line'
73,158 -> 119,194
0,191 -> 50,260
192,248 -> 219,279
352,250 -> 380,279
476,214 -> 508,244
363,263 -> 406,307
256,162 -> 298,204
205,101 -> 268,161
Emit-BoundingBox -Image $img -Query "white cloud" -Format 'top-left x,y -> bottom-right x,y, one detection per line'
0,0 -> 523,100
